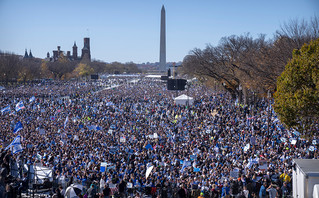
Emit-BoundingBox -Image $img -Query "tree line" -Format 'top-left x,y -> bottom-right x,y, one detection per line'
0,53 -> 141,84
181,16 -> 319,103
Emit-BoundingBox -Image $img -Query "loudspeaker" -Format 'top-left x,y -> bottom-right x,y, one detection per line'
167,79 -> 187,90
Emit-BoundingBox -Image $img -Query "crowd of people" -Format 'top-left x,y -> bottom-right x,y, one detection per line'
0,75 -> 318,198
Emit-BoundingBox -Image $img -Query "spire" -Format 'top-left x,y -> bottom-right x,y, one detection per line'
24,49 -> 29,58
73,41 -> 77,47
29,49 -> 33,58
159,5 -> 166,72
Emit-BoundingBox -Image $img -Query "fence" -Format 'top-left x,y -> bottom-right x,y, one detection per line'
5,159 -> 293,198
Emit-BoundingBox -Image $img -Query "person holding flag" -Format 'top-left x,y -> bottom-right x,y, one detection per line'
29,96 -> 35,103
64,115 -> 69,128
13,121 -> 23,134
1,105 -> 10,114
5,135 -> 23,154
15,101 -> 25,112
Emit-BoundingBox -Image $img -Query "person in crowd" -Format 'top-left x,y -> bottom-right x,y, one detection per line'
0,76 -> 317,197
259,182 -> 267,198
266,184 -> 277,198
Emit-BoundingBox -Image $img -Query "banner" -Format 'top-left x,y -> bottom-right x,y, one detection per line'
146,166 -> 154,179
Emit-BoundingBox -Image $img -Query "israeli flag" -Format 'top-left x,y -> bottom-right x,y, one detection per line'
1,105 -> 11,114
29,96 -> 35,103
181,161 -> 192,173
15,101 -> 25,112
5,135 -> 23,154
105,101 -> 114,106
13,121 -> 23,134
64,116 -> 69,128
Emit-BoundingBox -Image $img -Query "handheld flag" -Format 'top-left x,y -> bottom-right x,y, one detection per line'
29,96 -> 35,103
5,135 -> 23,154
15,101 -> 25,112
1,105 -> 11,114
181,161 -> 192,173
64,116 -> 69,128
146,165 -> 154,179
13,121 -> 23,134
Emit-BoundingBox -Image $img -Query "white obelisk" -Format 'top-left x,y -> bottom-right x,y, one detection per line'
159,5 -> 166,72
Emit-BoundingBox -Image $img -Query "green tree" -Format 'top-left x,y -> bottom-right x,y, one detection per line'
274,38 -> 319,136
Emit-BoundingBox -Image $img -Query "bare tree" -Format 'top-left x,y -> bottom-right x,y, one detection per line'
182,16 -> 319,102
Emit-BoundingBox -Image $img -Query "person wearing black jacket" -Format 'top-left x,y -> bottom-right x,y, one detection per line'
177,184 -> 186,198
86,184 -> 97,198
230,179 -> 239,197
102,184 -> 110,198
119,178 -> 127,197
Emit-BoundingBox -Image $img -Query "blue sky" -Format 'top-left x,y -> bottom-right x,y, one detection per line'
0,0 -> 318,63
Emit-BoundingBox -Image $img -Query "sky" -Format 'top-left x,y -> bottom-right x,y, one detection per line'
0,0 -> 318,64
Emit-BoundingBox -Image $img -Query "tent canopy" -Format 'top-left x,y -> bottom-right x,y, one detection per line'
65,184 -> 83,198
174,94 -> 194,105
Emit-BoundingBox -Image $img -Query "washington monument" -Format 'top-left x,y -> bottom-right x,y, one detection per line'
159,5 -> 166,72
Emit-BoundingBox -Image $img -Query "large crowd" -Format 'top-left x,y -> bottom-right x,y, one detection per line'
0,75 -> 318,198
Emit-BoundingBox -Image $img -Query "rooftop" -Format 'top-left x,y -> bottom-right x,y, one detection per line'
293,159 -> 319,177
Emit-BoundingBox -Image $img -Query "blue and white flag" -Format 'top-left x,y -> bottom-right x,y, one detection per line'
246,157 -> 259,169
181,161 -> 192,173
309,146 -> 316,152
1,105 -> 10,114
15,101 -> 25,112
64,116 -> 69,128
29,96 -> 35,103
5,135 -> 23,154
106,102 -> 114,106
13,121 -> 23,134
87,125 -> 101,131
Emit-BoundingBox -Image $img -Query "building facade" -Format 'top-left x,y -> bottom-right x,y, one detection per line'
47,37 -> 91,62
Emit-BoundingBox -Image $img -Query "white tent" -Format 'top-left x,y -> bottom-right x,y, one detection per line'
65,184 -> 83,198
314,184 -> 319,198
174,94 -> 194,105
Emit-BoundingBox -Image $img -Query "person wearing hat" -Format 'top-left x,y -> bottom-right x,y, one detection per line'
198,192 -> 205,198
